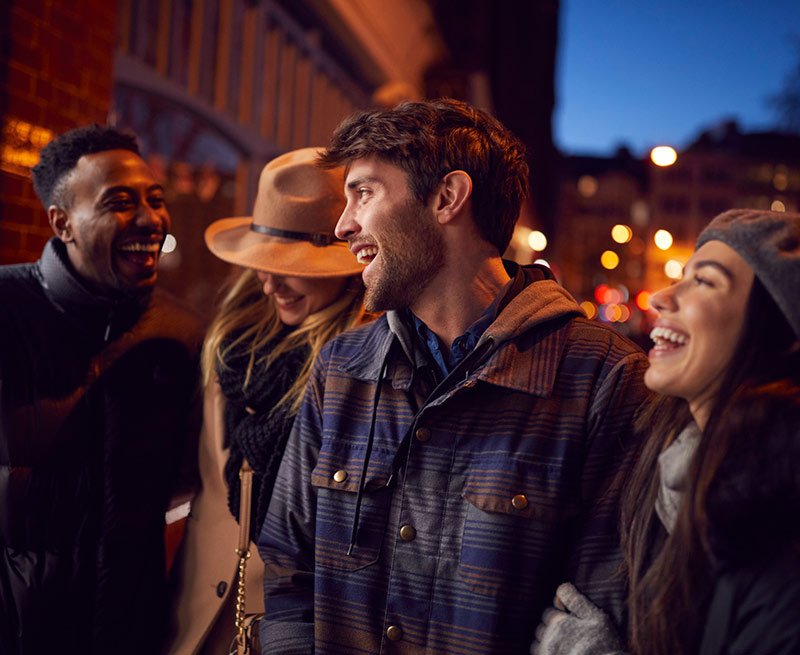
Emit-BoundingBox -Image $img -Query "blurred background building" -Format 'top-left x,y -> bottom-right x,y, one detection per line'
1,0 -> 799,338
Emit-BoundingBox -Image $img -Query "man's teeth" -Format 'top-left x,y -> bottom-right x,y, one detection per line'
119,242 -> 161,253
649,326 -> 688,346
356,246 -> 378,265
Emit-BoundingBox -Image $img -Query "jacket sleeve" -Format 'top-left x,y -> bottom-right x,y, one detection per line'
567,350 -> 650,630
256,355 -> 327,654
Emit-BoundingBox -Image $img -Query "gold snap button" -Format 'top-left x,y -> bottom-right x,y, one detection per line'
415,427 -> 431,442
399,525 -> 416,542
463,379 -> 476,388
511,494 -> 528,510
386,625 -> 403,641
333,470 -> 348,483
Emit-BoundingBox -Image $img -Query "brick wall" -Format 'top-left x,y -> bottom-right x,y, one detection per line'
0,0 -> 118,264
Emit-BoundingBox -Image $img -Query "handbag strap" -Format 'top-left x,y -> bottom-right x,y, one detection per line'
235,458 -> 254,654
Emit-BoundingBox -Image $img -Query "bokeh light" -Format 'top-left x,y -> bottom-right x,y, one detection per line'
635,290 -> 651,311
651,146 -> 677,167
611,224 -> 633,244
600,250 -> 619,269
654,229 -> 673,250
580,300 -> 598,319
577,175 -> 598,198
664,259 -> 683,279
528,230 -> 548,251
603,305 -> 623,322
162,234 -> 177,253
771,200 -> 786,212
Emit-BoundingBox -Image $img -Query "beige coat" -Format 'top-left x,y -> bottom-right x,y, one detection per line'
165,381 -> 264,654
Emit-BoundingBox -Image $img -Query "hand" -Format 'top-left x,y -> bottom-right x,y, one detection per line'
530,583 -> 627,655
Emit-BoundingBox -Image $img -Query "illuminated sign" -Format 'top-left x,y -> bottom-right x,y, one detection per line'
1,118 -> 54,177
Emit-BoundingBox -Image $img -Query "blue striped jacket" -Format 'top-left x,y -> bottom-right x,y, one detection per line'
258,271 -> 649,654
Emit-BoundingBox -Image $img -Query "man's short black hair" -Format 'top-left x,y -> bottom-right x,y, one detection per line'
319,99 -> 529,254
31,124 -> 140,209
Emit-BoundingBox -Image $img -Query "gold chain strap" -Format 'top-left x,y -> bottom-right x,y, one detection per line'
234,547 -> 251,650
235,458 -> 254,654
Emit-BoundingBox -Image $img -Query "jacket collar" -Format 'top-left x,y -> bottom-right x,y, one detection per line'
339,264 -> 583,397
37,238 -> 149,341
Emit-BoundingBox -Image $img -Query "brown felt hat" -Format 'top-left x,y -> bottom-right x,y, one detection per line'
205,147 -> 362,277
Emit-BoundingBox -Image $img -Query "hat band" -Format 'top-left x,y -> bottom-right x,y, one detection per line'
250,223 -> 342,246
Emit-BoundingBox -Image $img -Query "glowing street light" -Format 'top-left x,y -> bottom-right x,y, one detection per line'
528,230 -> 548,251
635,290 -> 651,311
162,234 -> 177,253
611,224 -> 633,244
600,250 -> 620,270
650,146 -> 677,167
664,259 -> 683,279
654,229 -> 673,250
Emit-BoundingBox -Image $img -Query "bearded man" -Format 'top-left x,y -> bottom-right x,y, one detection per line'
257,100 -> 649,655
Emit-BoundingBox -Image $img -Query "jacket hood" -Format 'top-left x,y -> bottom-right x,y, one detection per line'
387,263 -> 583,360
482,264 -> 584,346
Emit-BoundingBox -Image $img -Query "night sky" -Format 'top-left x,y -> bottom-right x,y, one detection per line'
556,0 -> 800,155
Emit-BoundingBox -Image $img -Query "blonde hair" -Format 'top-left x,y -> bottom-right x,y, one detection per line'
202,268 -> 369,416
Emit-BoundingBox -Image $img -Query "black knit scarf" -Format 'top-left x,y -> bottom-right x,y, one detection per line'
217,325 -> 309,541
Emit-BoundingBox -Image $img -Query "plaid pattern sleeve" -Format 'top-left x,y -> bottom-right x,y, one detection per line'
258,290 -> 649,654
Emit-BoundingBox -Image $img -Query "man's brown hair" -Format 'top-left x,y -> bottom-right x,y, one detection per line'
319,98 -> 529,254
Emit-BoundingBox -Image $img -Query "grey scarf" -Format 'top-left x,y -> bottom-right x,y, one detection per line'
655,421 -> 701,533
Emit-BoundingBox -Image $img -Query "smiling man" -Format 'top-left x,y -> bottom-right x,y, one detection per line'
0,125 -> 202,654
257,100 -> 650,655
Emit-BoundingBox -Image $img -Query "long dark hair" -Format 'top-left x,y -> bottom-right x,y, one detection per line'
622,277 -> 800,655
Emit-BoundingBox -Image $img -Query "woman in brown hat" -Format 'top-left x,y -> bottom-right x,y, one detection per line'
165,147 -> 370,654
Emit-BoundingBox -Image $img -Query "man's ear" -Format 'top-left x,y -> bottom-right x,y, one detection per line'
48,205 -> 73,243
434,170 -> 472,225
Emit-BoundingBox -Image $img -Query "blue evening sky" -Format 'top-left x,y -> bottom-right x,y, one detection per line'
556,0 -> 800,156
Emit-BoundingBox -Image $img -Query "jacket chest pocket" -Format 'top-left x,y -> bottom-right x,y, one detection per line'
311,440 -> 394,572
458,458 -> 579,598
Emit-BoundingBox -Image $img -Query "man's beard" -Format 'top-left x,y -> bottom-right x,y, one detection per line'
363,200 -> 445,313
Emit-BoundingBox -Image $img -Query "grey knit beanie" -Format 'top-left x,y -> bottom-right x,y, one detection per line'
696,209 -> 800,339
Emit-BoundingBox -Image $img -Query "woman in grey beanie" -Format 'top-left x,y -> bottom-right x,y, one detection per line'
533,209 -> 800,655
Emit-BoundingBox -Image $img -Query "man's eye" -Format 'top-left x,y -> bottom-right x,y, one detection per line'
148,196 -> 165,209
108,199 -> 134,211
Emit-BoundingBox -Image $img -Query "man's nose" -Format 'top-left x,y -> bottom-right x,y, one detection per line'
137,202 -> 169,231
334,203 -> 359,241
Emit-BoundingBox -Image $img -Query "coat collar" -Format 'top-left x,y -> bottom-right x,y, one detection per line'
37,238 -> 149,341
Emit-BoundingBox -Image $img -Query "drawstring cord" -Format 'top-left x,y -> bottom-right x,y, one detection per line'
344,335 -> 496,557
347,354 -> 389,556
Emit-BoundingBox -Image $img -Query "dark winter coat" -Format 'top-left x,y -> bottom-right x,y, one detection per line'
698,546 -> 800,655
0,239 -> 202,654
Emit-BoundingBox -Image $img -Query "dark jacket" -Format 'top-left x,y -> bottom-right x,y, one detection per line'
258,264 -> 649,654
698,383 -> 800,655
699,546 -> 800,655
0,239 -> 202,654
